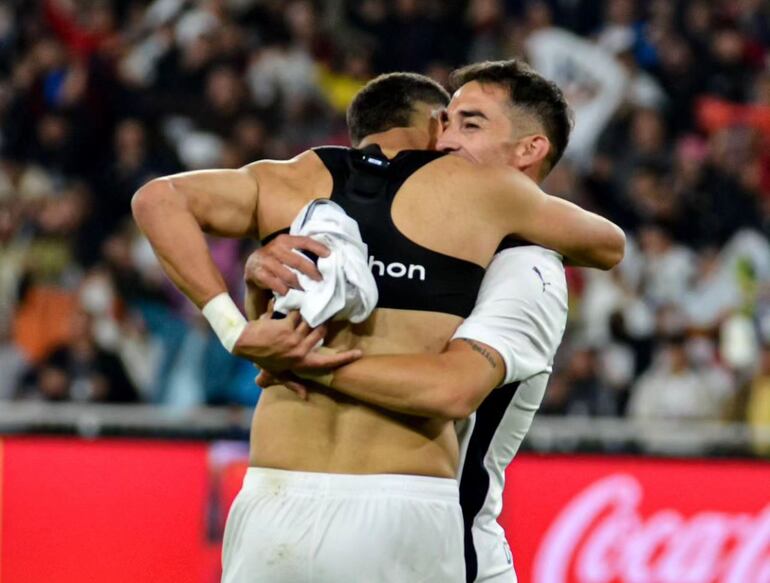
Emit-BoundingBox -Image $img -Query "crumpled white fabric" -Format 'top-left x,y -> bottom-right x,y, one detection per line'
273,199 -> 378,328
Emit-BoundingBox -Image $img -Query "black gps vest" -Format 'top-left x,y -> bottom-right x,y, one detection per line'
262,145 -> 486,318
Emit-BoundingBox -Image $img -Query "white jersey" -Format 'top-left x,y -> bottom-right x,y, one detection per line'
451,245 -> 568,583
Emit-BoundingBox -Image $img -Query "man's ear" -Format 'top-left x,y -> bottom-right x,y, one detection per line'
516,134 -> 551,167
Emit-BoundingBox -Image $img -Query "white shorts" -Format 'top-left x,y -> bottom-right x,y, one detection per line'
222,467 -> 465,583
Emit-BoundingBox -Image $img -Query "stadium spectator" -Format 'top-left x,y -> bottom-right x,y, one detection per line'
0,314 -> 26,400
747,343 -> 770,454
551,347 -> 620,416
627,333 -> 734,421
0,0 -> 767,423
17,309 -> 139,403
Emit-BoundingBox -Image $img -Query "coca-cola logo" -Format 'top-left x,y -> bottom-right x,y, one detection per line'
533,474 -> 770,583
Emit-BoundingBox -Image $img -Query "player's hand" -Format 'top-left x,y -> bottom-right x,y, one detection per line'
254,340 -> 363,400
290,345 -> 362,375
233,311 -> 325,371
233,311 -> 361,373
244,235 -> 330,295
255,370 -> 310,400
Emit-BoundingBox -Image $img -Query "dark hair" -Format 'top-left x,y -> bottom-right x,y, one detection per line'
633,158 -> 669,180
449,60 -> 573,173
347,73 -> 450,146
664,332 -> 687,347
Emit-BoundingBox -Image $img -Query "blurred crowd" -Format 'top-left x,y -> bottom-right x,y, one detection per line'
0,0 -> 769,434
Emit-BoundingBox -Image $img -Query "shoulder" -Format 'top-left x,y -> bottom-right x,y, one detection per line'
453,244 -> 569,382
243,149 -> 333,197
410,153 -> 483,186
485,246 -> 566,294
492,245 -> 565,269
243,149 -> 330,182
419,155 -> 526,186
414,156 -> 537,215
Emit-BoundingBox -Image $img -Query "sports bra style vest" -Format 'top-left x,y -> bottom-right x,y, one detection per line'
262,145 -> 486,318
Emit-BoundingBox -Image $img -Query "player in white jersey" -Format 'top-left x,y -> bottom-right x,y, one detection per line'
249,61 -> 603,582
451,245 -> 565,583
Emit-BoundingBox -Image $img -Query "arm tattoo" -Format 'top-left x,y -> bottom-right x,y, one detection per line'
460,339 -> 497,369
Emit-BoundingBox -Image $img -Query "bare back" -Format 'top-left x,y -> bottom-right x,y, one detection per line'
247,149 -> 514,478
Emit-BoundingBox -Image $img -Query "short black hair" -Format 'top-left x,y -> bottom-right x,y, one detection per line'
449,60 -> 573,173
347,73 -> 450,146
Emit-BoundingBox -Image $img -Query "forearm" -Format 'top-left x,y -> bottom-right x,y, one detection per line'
497,170 -> 625,270
317,342 -> 502,420
326,353 -> 462,419
559,204 -> 626,269
528,196 -> 626,270
132,179 -> 227,308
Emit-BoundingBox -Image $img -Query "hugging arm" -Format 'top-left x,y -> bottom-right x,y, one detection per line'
132,166 -> 261,308
292,248 -> 568,420
299,339 -> 504,420
133,164 -> 360,368
490,167 -> 626,270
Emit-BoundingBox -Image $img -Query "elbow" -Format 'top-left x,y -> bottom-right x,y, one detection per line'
441,401 -> 475,421
599,225 -> 626,270
131,178 -> 167,226
131,181 -> 153,226
433,384 -> 480,421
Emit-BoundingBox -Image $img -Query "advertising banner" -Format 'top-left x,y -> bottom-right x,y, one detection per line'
503,456 -> 770,583
1,440 -> 768,582
0,438 -> 215,583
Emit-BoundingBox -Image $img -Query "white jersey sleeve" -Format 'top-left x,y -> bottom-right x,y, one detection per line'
452,246 -> 568,385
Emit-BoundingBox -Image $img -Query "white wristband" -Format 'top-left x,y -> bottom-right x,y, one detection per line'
201,293 -> 247,353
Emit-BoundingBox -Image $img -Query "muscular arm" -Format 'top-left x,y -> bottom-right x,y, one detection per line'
133,161 -> 363,370
489,167 -> 625,270
519,193 -> 625,269
131,166 -> 260,308
298,248 -> 567,421
313,339 -> 503,421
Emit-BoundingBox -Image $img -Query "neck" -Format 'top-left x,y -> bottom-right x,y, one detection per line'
358,127 -> 429,154
521,166 -> 540,182
516,161 -> 545,184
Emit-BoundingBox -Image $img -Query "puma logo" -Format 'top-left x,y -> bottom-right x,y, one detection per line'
533,266 -> 551,293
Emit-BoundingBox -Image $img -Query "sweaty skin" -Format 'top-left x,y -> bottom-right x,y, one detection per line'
248,81 -> 624,445
133,111 -> 623,479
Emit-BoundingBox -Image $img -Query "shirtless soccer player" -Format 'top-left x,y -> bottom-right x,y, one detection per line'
132,70 -> 624,583
249,61 -> 610,583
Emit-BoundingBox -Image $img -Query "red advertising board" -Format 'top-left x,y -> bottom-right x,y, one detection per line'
0,437 -> 216,583
503,455 -> 770,583
1,439 -> 768,583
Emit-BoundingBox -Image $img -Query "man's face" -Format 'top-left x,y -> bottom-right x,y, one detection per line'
436,81 -> 543,169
